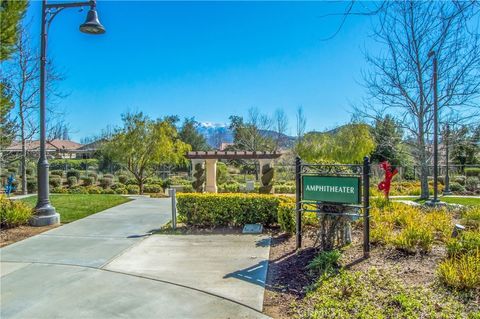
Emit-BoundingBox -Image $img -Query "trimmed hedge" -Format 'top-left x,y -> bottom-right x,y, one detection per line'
144,184 -> 162,193
66,170 -> 80,180
49,159 -> 98,170
177,193 -> 290,227
49,176 -> 62,187
465,168 -> 480,177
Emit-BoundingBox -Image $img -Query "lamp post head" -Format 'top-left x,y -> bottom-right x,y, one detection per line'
80,6 -> 105,34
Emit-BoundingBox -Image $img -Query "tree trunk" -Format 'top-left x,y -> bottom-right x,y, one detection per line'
20,115 -> 27,195
418,135 -> 430,199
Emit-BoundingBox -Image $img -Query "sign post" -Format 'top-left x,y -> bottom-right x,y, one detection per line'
295,156 -> 302,250
295,157 -> 370,258
169,188 -> 177,230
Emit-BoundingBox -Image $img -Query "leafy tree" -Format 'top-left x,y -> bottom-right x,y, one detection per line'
0,0 -> 27,61
102,112 -> 191,193
298,124 -> 376,164
0,80 -> 15,149
451,125 -> 480,167
370,115 -> 411,167
179,117 -> 210,151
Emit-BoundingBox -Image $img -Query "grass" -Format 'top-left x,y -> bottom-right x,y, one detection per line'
294,268 -> 473,319
393,196 -> 480,206
20,194 -> 131,223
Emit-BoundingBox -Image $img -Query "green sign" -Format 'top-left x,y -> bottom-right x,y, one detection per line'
302,175 -> 361,204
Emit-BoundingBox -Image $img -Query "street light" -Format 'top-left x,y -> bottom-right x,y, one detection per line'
443,123 -> 452,195
426,50 -> 443,206
30,0 -> 105,227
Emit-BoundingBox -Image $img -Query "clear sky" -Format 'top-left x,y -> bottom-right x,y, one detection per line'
25,1 -> 377,141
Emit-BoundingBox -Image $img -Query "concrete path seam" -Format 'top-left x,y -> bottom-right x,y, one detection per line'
0,259 -> 267,315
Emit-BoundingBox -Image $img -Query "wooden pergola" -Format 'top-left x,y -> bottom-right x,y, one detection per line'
186,151 -> 283,193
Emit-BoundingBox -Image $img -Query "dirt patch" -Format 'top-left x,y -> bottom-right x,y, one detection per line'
263,227 -> 319,319
0,224 -> 58,248
262,226 -> 466,319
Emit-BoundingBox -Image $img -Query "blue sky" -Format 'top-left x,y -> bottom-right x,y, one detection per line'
25,1 -> 378,141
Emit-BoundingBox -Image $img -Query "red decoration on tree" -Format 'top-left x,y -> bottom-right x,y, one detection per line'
378,161 -> 398,199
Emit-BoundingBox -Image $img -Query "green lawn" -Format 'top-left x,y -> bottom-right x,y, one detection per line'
21,194 -> 131,223
393,196 -> 480,206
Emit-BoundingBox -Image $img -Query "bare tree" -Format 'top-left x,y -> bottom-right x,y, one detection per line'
273,108 -> 289,151
4,25 -> 66,194
355,1 -> 480,198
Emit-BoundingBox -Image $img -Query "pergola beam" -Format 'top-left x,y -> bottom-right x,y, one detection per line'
186,151 -> 283,160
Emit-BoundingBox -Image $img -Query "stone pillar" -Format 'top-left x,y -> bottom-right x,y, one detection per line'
205,159 -> 218,193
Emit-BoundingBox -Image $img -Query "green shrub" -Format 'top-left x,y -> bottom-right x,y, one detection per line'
179,184 -> 194,193
66,170 -> 80,180
144,184 -> 162,193
278,202 -> 295,234
114,187 -> 128,195
49,158 -> 98,170
81,176 -> 94,186
446,231 -> 480,257
145,177 -> 164,185
49,176 -> 62,188
7,167 -> 17,173
465,167 -> 480,177
454,176 -> 466,185
216,162 -> 229,185
118,175 -> 128,184
99,177 -> 113,189
177,193 -> 284,227
465,177 -> 479,192
111,182 -> 125,190
103,188 -> 115,194
51,186 -> 67,194
25,168 -> 34,176
103,173 -> 114,179
449,182 -> 465,193
274,184 -> 295,194
307,250 -> 341,277
27,178 -> 37,193
50,170 -> 64,177
68,186 -> 88,194
218,182 -> 240,193
462,207 -> 480,230
87,172 -> 98,182
86,186 -> 104,194
125,178 -> 137,185
67,176 -> 78,187
0,195 -> 33,228
127,184 -> 140,194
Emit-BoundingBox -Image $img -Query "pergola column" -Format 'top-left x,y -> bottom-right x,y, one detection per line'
205,159 -> 218,193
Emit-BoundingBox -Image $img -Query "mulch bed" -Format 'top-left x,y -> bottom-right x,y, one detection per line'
262,226 -> 465,319
263,227 -> 319,319
0,225 -> 58,248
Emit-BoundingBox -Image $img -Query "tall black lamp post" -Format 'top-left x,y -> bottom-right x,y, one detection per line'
31,0 -> 105,226
426,50 -> 442,206
443,123 -> 452,195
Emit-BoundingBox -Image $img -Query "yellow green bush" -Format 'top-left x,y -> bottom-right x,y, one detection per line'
437,250 -> 480,290
0,195 -> 33,228
370,202 -> 452,253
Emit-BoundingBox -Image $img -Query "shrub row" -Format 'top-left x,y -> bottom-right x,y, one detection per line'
177,193 -> 294,227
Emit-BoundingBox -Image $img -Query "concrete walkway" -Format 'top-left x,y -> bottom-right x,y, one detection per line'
0,196 -> 270,319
